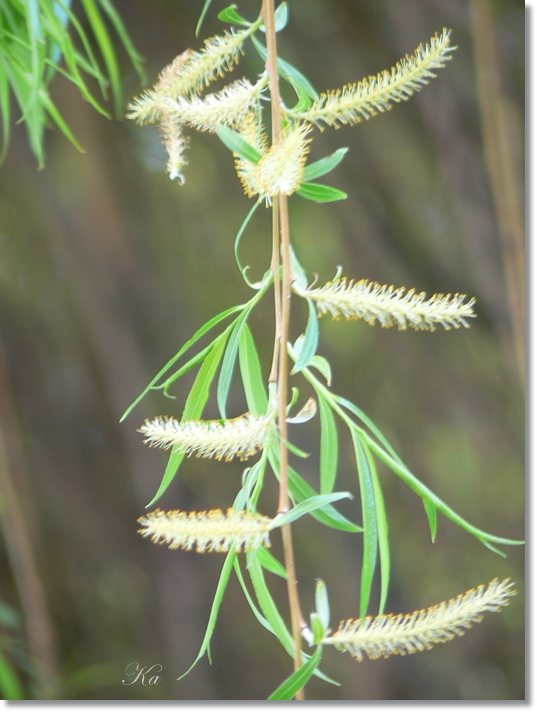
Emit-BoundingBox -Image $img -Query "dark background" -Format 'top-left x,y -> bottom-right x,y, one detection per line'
0,0 -> 524,700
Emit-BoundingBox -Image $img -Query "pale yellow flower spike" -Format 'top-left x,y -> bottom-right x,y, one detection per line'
138,411 -> 275,461
294,278 -> 476,331
298,29 -> 455,128
169,76 -> 267,134
235,122 -> 312,202
138,508 -> 273,553
234,111 -> 269,198
322,578 -> 516,661
256,123 -> 312,198
158,112 -> 189,184
127,28 -> 254,125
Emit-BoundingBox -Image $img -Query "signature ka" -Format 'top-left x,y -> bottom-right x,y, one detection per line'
122,662 -> 162,686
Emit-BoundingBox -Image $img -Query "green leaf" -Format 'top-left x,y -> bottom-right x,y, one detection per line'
97,0 -> 146,83
0,654 -> 24,700
367,449 -> 390,616
268,446 -> 362,532
256,546 -> 287,579
161,339 -> 219,397
234,202 -> 260,286
239,324 -> 268,415
318,395 -> 338,494
296,182 -> 347,203
196,0 -> 214,35
38,88 -> 85,152
120,304 -> 244,421
147,333 -> 228,506
308,355 -> 332,386
247,552 -> 295,655
302,147 -> 348,183
0,58 -> 11,163
336,397 -> 404,465
362,432 -> 525,551
291,299 -> 319,373
267,646 -> 322,700
351,431 -> 378,618
216,123 -> 262,163
233,557 -> 274,632
217,307 -> 253,419
315,579 -> 330,630
274,492 -> 352,528
247,553 -> 337,685
289,245 -> 308,289
179,549 -> 236,678
217,6 -> 251,27
80,0 -> 122,116
260,2 -> 288,34
250,35 -> 317,100
423,498 -> 437,543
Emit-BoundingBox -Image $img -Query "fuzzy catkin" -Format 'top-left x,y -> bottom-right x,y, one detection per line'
295,278 -> 476,331
323,578 -> 515,661
138,412 -> 275,461
138,508 -> 273,553
298,29 -> 454,128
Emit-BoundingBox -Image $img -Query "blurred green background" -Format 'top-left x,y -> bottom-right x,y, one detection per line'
0,0 -> 524,700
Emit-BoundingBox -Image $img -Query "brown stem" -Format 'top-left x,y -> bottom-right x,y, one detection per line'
261,0 -> 305,697
470,0 -> 525,390
0,336 -> 59,698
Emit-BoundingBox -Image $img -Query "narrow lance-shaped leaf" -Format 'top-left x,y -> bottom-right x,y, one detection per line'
216,123 -> 262,163
80,0 -> 123,116
302,147 -> 348,182
239,325 -> 269,415
423,499 -> 438,543
366,448 -> 390,616
146,333 -> 228,506
250,34 -> 317,100
233,557 -> 274,633
267,646 -> 322,700
217,5 -> 251,27
218,296 -> 263,418
268,445 -> 362,533
318,394 -> 338,494
296,182 -> 347,203
351,430 -> 378,618
178,549 -> 236,678
291,299 -> 319,373
246,552 -> 337,685
120,303 -> 244,421
274,492 -> 352,528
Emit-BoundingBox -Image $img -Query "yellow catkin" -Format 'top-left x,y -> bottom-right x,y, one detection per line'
169,76 -> 266,133
294,278 -> 476,331
323,578 -> 516,661
138,412 -> 275,461
127,28 -> 252,125
298,29 -> 455,128
138,508 -> 273,552
235,123 -> 312,202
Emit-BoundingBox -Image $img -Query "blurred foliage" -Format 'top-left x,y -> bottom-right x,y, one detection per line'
0,0 -> 524,700
0,0 -> 144,167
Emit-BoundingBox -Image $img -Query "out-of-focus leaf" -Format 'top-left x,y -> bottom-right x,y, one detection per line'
239,324 -> 268,415
291,299 -> 319,373
296,182 -> 347,203
267,646 -> 322,700
179,549 -> 236,678
216,123 -> 262,163
146,333 -> 228,506
318,395 -> 338,494
302,147 -> 348,182
351,430 -> 378,618
217,5 -> 251,27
